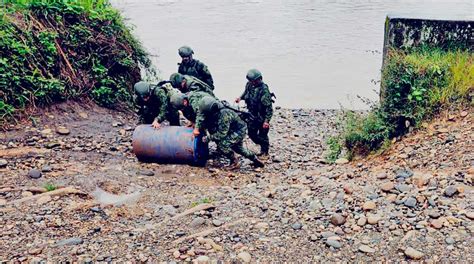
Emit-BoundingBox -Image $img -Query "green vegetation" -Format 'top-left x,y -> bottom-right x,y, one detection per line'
329,48 -> 473,159
0,0 -> 155,125
191,197 -> 212,207
43,182 -> 57,192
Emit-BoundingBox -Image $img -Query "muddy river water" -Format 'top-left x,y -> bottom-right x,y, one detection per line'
111,0 -> 473,109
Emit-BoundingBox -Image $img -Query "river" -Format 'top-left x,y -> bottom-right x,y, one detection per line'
111,0 -> 473,109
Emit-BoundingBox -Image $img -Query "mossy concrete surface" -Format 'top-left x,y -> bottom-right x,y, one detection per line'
383,15 -> 473,55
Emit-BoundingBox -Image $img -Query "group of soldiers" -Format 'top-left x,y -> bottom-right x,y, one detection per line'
134,46 -> 274,169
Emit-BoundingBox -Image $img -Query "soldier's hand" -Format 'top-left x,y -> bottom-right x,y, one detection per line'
262,122 -> 270,129
193,128 -> 200,136
202,136 -> 208,143
235,97 -> 241,103
152,120 -> 161,129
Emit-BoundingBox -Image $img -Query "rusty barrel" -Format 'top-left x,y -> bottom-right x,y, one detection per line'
132,125 -> 208,166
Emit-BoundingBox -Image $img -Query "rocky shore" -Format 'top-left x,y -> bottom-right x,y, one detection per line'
0,102 -> 472,263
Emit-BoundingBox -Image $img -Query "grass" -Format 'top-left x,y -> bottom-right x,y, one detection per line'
330,47 -> 473,159
191,197 -> 212,207
43,182 -> 57,192
0,0 -> 155,126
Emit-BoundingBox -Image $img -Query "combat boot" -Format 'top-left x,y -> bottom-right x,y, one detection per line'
257,152 -> 270,160
252,156 -> 265,168
228,153 -> 240,170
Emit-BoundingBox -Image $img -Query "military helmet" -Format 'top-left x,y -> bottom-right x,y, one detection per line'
199,96 -> 221,115
178,46 -> 194,57
134,81 -> 151,98
169,73 -> 184,88
246,69 -> 262,81
169,92 -> 187,109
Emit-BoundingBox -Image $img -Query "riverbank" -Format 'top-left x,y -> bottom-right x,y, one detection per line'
1,102 -> 472,262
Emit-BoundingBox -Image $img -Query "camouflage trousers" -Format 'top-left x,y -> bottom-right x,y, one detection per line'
215,127 -> 256,161
248,120 -> 270,153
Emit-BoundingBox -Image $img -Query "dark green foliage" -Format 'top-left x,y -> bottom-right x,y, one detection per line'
0,0 -> 155,125
325,136 -> 342,163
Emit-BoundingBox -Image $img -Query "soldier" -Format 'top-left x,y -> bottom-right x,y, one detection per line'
177,46 -> 214,88
196,96 -> 264,169
169,73 -> 214,96
235,69 -> 274,158
134,81 -> 180,129
169,91 -> 213,128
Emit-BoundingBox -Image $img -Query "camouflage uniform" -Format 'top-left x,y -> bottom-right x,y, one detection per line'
136,85 -> 180,125
181,91 -> 214,125
178,59 -> 214,88
183,75 -> 214,95
202,108 -> 257,162
239,81 -> 273,153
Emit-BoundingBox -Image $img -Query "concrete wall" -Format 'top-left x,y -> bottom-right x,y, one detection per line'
383,15 -> 473,58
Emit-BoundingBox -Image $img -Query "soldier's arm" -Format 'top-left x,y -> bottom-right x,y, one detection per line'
239,84 -> 249,100
199,62 -> 214,88
195,110 -> 204,130
154,89 -> 168,123
261,87 -> 274,122
208,113 -> 230,142
177,64 -> 184,75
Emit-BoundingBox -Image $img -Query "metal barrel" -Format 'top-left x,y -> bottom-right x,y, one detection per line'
132,125 -> 208,166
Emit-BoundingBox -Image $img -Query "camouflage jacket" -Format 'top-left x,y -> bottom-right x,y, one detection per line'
202,108 -> 246,142
178,59 -> 214,88
183,75 -> 214,96
137,84 -> 178,123
239,81 -> 273,123
181,91 -> 213,123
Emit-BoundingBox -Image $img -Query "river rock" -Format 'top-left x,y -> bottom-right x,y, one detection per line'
412,173 -> 432,188
56,127 -> 70,135
292,222 -> 303,230
376,172 -> 388,180
195,256 -> 210,264
139,170 -> 155,176
395,168 -> 414,180
358,245 -> 376,253
55,237 -> 83,247
330,213 -> 346,226
41,165 -> 52,172
37,195 -> 51,205
212,220 -> 223,227
444,186 -> 458,197
357,216 -> 367,226
41,128 -> 52,135
325,239 -> 342,249
445,237 -> 455,245
395,184 -> 411,193
237,252 -> 251,263
321,231 -> 336,238
380,182 -> 394,192
190,217 -> 206,228
46,142 -> 60,149
28,169 -> 42,179
367,215 -> 381,225
404,247 -> 424,260
431,218 -> 445,229
404,197 -> 417,208
335,158 -> 349,164
0,159 -> 7,168
466,212 -> 474,220
362,201 -> 376,211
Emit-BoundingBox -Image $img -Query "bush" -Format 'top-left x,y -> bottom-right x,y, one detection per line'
331,48 -> 473,159
0,0 -> 155,126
